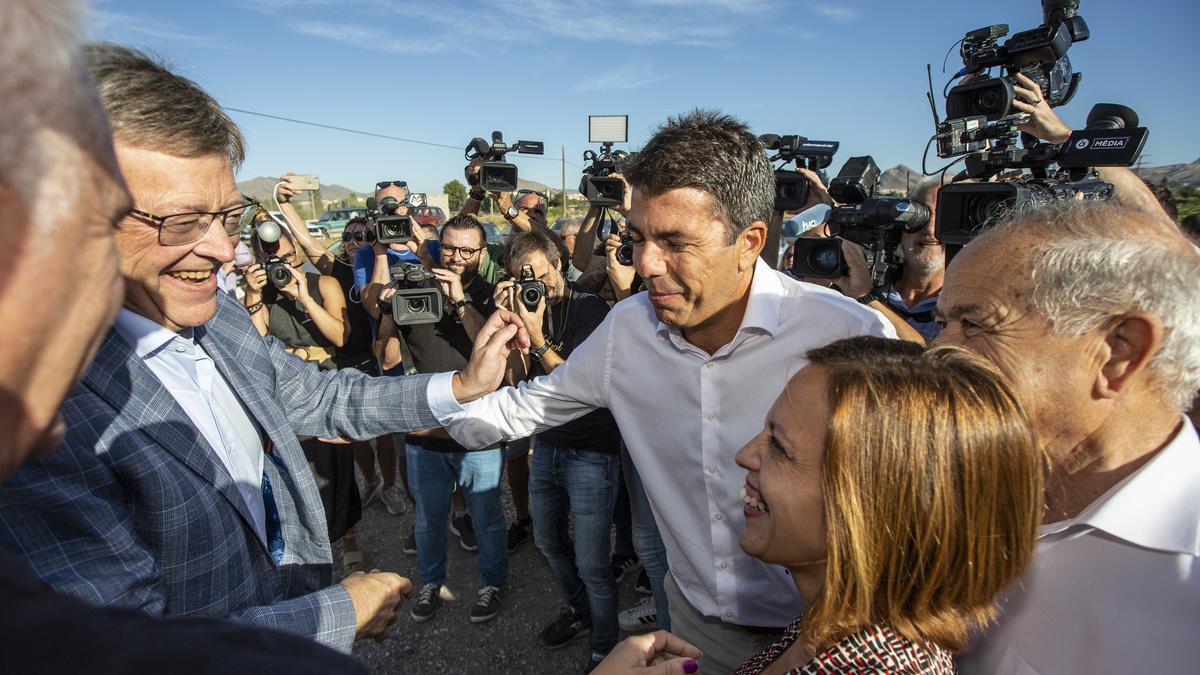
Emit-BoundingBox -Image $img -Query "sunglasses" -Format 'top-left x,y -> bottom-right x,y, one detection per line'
376,180 -> 409,190
342,229 -> 377,244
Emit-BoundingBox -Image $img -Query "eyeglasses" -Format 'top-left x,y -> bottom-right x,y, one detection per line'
376,180 -> 409,190
129,197 -> 259,246
441,244 -> 482,259
342,229 -> 376,244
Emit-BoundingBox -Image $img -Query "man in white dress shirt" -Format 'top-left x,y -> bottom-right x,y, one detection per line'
439,110 -> 896,671
936,201 -> 1200,675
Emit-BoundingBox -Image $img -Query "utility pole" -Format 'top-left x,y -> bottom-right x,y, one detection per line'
561,145 -> 567,216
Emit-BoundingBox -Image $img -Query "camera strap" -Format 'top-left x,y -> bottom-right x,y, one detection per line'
546,287 -> 573,353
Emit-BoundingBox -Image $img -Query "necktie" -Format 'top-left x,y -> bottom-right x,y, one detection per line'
261,440 -> 285,565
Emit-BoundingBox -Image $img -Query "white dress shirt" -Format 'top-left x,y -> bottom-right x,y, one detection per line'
960,418 -> 1200,675
115,309 -> 272,544
442,258 -> 896,627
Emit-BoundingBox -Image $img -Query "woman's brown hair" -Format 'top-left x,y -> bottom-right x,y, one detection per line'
800,336 -> 1043,653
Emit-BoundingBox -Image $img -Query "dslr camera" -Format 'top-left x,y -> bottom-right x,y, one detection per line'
465,131 -> 545,193
378,263 -> 443,326
254,220 -> 294,289
930,1 -> 1148,245
759,134 -> 839,212
791,156 -> 931,289
515,264 -> 546,312
366,195 -> 414,245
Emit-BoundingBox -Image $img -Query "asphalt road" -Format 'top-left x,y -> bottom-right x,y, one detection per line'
348,479 -> 650,674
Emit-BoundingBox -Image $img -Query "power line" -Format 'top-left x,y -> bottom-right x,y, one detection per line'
224,106 -> 584,169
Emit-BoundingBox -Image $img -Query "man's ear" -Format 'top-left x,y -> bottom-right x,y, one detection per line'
1096,312 -> 1163,399
738,220 -> 767,272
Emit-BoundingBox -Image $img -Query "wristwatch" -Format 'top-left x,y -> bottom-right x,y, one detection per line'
506,205 -> 520,219
468,189 -> 486,202
857,288 -> 883,305
529,340 -> 552,361
448,295 -> 470,313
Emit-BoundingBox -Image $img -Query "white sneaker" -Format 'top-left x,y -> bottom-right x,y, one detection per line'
618,596 -> 657,633
379,484 -> 409,515
360,479 -> 383,507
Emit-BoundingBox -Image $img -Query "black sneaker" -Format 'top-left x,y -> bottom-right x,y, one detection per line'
410,582 -> 441,623
403,527 -> 417,555
507,517 -> 532,552
469,585 -> 502,624
539,607 -> 590,650
612,554 -> 641,582
449,513 -> 478,552
634,569 -> 651,595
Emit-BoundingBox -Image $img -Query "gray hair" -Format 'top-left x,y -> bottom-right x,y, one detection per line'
558,217 -> 583,236
0,0 -> 88,197
908,175 -> 948,207
624,109 -> 774,244
506,228 -> 566,276
977,201 -> 1200,410
82,42 -> 245,167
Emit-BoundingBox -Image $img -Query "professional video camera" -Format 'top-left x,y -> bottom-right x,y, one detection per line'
465,131 -> 545,193
928,1 -> 1148,245
791,156 -> 931,289
759,134 -> 839,212
580,115 -> 635,206
514,264 -> 546,312
944,0 -> 1088,123
378,262 -> 443,326
253,220 -> 294,289
365,195 -> 414,245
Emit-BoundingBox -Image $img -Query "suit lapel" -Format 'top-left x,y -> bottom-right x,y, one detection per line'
83,328 -> 267,553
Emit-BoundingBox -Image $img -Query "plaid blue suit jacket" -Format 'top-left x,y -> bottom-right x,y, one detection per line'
0,292 -> 440,652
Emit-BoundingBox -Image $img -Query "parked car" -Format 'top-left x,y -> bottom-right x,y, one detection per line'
313,207 -> 368,236
411,205 -> 447,228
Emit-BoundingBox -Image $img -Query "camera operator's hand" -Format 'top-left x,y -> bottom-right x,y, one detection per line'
1011,72 -> 1072,144
277,173 -> 301,204
609,172 -> 633,214
832,238 -> 873,300
796,167 -> 833,210
278,265 -> 307,302
496,190 -> 514,213
453,310 -> 532,403
591,631 -> 702,675
465,157 -> 483,188
244,263 -> 268,296
605,234 -> 635,296
493,279 -> 516,312
513,288 -> 547,349
431,267 -> 466,303
339,570 -> 413,642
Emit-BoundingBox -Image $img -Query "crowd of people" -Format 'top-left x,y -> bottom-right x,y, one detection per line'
0,1 -> 1197,674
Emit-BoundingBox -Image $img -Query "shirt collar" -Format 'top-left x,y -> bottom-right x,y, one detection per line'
1045,418 -> 1200,556
654,257 -> 784,344
113,308 -> 192,359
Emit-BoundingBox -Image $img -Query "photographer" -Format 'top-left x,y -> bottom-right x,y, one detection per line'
274,172 -> 337,276
355,180 -> 429,321
375,214 -> 510,626
494,229 -> 622,668
877,178 -> 947,341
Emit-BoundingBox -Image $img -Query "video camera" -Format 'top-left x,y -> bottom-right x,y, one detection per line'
580,114 -> 635,207
929,1 -> 1148,245
253,220 -> 294,289
365,195 -> 414,246
378,262 -> 443,326
759,134 -> 839,212
465,131 -> 545,193
791,156 -> 931,289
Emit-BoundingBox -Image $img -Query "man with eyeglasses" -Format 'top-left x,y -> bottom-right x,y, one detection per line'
374,214 -> 511,625
0,43 -> 526,655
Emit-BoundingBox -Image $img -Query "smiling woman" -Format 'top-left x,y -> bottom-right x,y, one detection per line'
730,336 -> 1044,674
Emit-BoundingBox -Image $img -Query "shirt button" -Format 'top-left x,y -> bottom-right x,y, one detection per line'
714,513 -> 723,521
719,561 -> 728,570
706,415 -> 715,422
705,362 -> 714,369
724,610 -> 734,618
706,465 -> 716,474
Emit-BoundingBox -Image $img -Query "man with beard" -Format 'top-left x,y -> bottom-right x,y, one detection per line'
376,214 -> 510,626
880,178 -> 946,340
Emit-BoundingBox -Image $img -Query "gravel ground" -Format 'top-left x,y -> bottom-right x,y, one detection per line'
346,476 -> 650,674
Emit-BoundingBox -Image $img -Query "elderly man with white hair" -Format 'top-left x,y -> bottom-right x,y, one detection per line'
935,201 -> 1200,675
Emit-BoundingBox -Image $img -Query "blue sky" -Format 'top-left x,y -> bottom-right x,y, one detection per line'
91,0 -> 1200,195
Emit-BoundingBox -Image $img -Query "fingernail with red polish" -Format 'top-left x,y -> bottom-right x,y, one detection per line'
683,659 -> 699,674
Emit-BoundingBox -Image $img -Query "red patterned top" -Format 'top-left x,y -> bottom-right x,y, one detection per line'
734,617 -> 956,674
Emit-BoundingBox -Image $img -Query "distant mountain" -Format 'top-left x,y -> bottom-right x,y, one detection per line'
1136,159 -> 1200,188
878,164 -> 921,194
518,177 -> 580,196
237,176 -> 365,204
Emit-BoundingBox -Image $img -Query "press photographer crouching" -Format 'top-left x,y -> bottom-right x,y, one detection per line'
494,229 -> 623,666
244,215 -> 365,570
374,213 -> 511,626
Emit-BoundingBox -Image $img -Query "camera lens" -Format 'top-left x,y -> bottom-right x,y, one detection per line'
966,194 -> 1013,231
810,245 -> 842,275
976,88 -> 1004,114
405,297 -> 430,313
521,286 -> 543,308
616,242 -> 634,266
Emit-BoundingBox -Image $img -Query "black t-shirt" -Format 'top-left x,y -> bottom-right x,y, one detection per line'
331,260 -> 376,369
401,273 -> 495,452
532,288 -> 621,454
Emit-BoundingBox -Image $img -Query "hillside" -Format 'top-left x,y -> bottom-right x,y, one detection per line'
1136,159 -> 1200,188
237,176 -> 364,204
879,164 -> 921,194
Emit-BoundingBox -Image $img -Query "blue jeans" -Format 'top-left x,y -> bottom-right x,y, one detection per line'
406,444 -> 507,588
530,441 -> 620,655
622,442 -> 671,631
